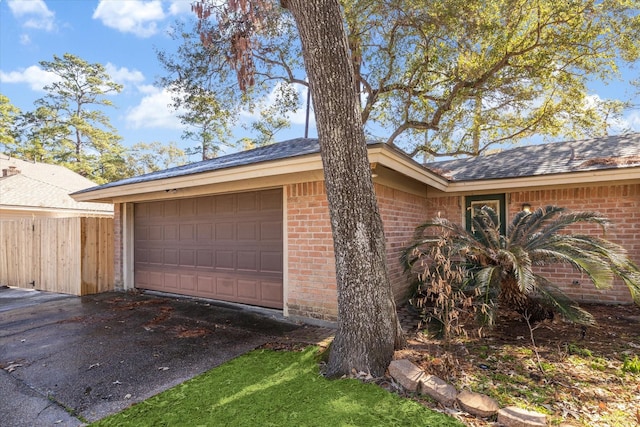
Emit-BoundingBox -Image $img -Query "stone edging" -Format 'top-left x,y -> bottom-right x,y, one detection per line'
388,359 -> 548,426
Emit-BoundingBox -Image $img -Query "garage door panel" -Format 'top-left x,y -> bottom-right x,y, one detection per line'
164,224 -> 177,240
215,251 -> 234,270
261,281 -> 283,305
215,195 -> 235,213
237,192 -> 257,211
237,280 -> 258,299
196,196 -> 213,215
215,223 -> 234,239
179,199 -> 195,216
237,222 -> 257,240
163,249 -> 178,265
161,200 -> 176,216
179,224 -> 195,240
237,251 -> 257,271
260,190 -> 282,210
180,274 -> 196,291
197,223 -> 212,240
149,249 -> 164,264
149,226 -> 163,240
261,252 -> 282,273
261,222 -> 282,240
197,276 -> 214,293
135,190 -> 283,309
179,249 -> 196,267
196,250 -> 213,268
216,277 -> 235,297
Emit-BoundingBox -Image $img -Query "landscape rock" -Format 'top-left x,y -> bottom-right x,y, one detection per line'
497,406 -> 547,426
419,374 -> 458,406
457,390 -> 500,418
388,359 -> 424,392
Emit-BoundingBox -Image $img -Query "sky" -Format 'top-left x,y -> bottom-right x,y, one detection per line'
0,0 -> 639,161
0,0 -> 316,159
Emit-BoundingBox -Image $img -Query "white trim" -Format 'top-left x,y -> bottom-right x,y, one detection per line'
282,185 -> 289,317
446,168 -> 640,193
70,143 -> 640,205
122,203 -> 135,291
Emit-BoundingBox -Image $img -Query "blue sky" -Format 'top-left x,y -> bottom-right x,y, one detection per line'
0,0 -> 316,158
1,0 -> 639,159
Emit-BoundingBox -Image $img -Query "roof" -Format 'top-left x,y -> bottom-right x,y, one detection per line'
72,133 -> 640,203
425,133 -> 640,182
74,138 -> 387,195
0,156 -> 113,214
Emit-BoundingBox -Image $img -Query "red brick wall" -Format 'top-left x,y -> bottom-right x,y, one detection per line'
508,183 -> 640,304
286,182 -> 337,321
376,184 -> 431,301
427,184 -> 639,305
285,181 -> 431,322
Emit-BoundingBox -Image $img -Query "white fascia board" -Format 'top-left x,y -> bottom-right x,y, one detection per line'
446,167 -> 640,193
72,154 -> 326,203
368,145 -> 450,191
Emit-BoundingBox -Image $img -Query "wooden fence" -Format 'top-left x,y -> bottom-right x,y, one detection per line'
0,217 -> 114,295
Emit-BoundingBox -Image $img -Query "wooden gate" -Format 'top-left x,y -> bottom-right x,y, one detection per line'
0,217 -> 114,295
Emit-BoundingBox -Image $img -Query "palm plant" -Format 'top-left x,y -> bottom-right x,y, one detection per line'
402,205 -> 640,326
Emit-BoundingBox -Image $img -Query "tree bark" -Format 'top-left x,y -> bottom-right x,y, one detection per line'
283,0 -> 405,377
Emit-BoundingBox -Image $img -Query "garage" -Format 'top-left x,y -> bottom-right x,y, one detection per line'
133,189 -> 283,309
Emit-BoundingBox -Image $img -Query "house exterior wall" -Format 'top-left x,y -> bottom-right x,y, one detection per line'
428,182 -> 640,305
285,180 -> 430,322
509,183 -> 640,304
285,182 -> 337,321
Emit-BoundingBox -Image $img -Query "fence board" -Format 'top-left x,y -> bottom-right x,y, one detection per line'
0,217 -> 114,295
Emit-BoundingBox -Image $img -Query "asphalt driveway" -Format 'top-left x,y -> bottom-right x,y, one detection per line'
0,287 -> 301,426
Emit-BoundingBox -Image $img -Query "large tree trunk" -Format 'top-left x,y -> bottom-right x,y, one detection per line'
283,0 -> 405,377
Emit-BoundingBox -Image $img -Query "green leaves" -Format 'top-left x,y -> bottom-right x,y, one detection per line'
402,204 -> 640,328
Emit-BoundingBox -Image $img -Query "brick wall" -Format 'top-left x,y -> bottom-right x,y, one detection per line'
286,182 -> 337,321
376,184 -> 431,301
285,181 -> 430,322
426,184 -> 639,305
509,183 -> 640,304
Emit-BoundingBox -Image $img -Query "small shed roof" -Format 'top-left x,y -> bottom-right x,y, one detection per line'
0,156 -> 113,214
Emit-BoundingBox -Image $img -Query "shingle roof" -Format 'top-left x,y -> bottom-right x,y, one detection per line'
425,133 -> 640,182
0,156 -> 113,213
74,138 -> 341,195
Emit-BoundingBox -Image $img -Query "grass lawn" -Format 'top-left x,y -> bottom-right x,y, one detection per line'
91,347 -> 462,427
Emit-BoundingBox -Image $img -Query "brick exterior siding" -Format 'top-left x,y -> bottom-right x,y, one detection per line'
111,180 -> 638,324
429,183 -> 640,305
285,182 -> 337,321
285,181 -> 430,322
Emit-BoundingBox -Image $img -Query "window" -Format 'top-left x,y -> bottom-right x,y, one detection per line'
465,194 -> 506,235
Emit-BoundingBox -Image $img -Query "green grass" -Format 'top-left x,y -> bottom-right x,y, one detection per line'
91,348 -> 463,427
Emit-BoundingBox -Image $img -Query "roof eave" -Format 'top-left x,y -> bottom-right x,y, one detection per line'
446,166 -> 640,193
72,145 -> 449,203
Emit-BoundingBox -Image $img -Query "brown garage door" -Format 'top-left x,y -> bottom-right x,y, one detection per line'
134,189 -> 283,309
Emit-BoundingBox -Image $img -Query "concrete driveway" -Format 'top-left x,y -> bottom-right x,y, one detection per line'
0,287 -> 302,426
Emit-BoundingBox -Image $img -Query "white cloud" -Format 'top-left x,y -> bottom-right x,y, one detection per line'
93,0 -> 165,38
167,0 -> 193,15
8,0 -> 56,31
621,110 -> 640,132
0,65 -> 59,91
126,87 -> 184,129
105,63 -> 145,86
